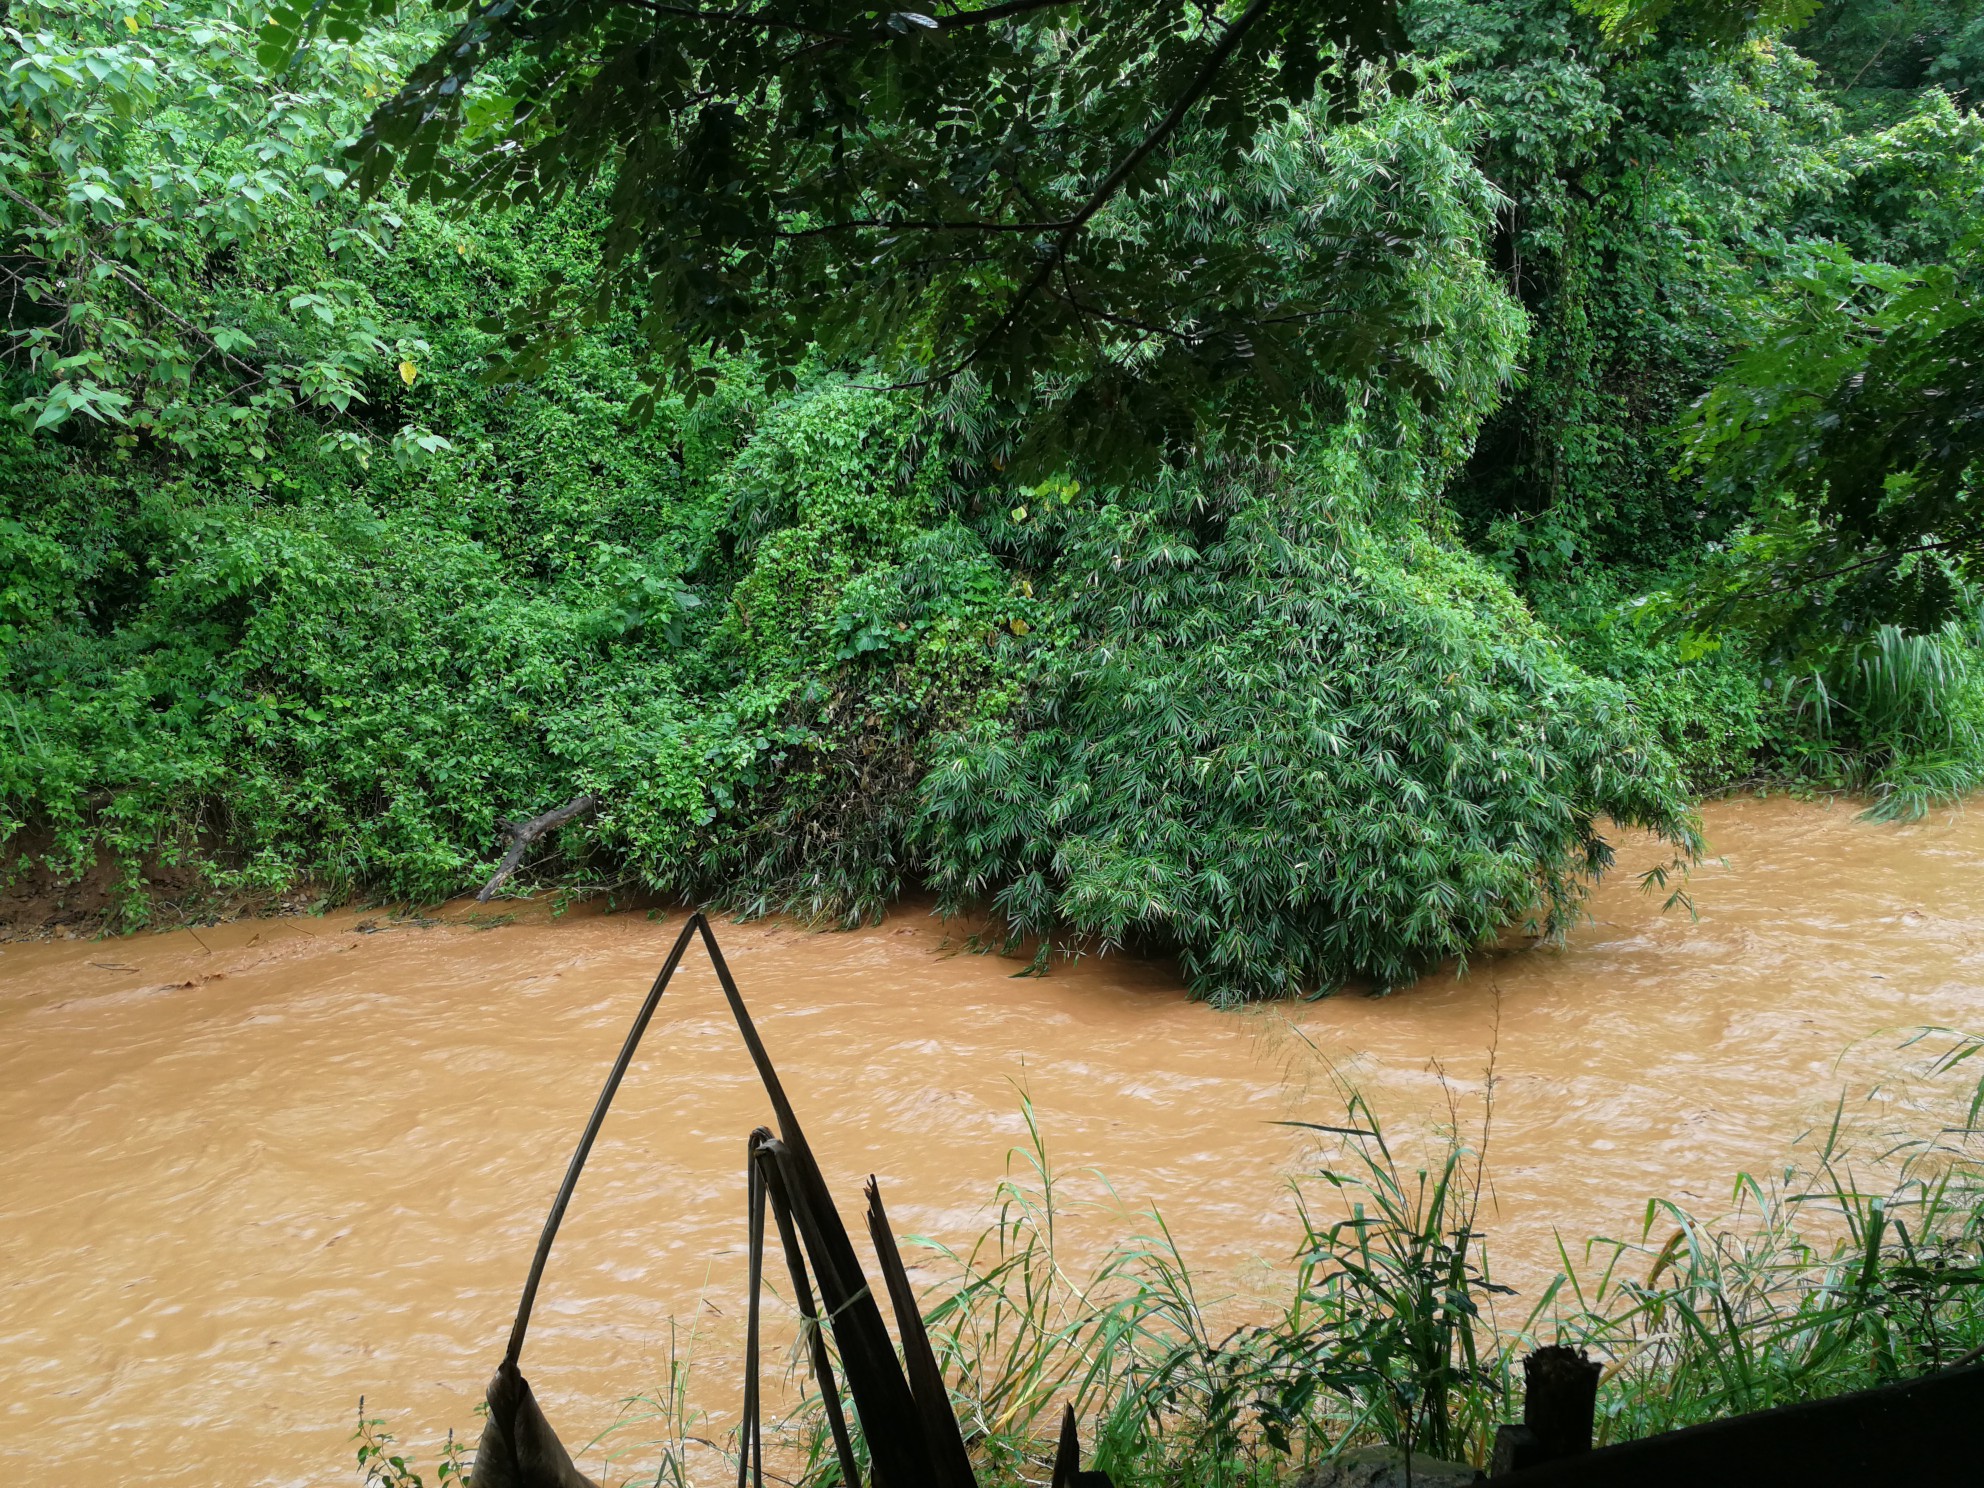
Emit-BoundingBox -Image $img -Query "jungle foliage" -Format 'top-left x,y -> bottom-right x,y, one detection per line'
2,0 -> 1981,998
269,0 -> 1424,480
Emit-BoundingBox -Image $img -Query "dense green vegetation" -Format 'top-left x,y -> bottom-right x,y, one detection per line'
3,0 -> 1981,1000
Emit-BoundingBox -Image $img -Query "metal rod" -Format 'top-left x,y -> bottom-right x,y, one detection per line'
504,913 -> 705,1367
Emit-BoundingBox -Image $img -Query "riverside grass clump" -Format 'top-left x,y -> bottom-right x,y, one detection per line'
355,1037 -> 1984,1488
1785,617 -> 1984,822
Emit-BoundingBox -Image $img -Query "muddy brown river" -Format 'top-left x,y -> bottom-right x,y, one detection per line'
2,796 -> 1982,1485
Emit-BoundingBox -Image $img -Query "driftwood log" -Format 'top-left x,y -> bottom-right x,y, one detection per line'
476,794 -> 597,902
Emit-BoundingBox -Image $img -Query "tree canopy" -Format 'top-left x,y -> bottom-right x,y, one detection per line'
1679,237 -> 1984,646
258,0 -> 1436,476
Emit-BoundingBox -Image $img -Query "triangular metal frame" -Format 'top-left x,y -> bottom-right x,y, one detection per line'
471,912 -> 979,1488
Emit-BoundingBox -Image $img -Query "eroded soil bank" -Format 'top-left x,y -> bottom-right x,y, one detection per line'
2,796 -> 1981,1486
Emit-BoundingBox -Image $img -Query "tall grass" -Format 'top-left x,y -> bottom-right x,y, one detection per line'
916,1097 -> 1238,1484
1548,1029 -> 1984,1443
1795,617 -> 1984,819
357,1033 -> 1984,1487
1266,1087 -> 1514,1465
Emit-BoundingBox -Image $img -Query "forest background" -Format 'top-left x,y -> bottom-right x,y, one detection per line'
4,0 -> 1982,1003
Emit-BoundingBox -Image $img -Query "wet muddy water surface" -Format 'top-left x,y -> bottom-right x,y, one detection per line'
3,797 -> 1982,1484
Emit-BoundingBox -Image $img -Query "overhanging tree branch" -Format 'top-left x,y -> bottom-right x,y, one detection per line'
895,0 -> 1280,391
621,0 -> 1070,43
0,180 -> 266,387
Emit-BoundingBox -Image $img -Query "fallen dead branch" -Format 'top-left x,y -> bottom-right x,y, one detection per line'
476,794 -> 597,902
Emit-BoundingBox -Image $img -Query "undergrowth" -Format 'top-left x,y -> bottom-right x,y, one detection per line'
0,0 -> 1720,997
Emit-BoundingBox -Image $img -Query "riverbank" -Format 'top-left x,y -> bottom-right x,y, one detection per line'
2,796 -> 1980,1483
0,780 -> 1907,949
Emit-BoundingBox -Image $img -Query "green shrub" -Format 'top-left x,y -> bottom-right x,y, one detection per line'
1529,572 -> 1773,792
0,366 -> 1026,924
921,454 -> 1700,1003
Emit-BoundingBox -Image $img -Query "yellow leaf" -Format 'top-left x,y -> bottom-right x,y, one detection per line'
1010,618 -> 1031,635
124,12 -> 138,30
398,361 -> 418,386
1010,504 -> 1027,522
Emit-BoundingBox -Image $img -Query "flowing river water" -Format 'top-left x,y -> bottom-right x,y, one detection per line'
3,796 -> 1982,1485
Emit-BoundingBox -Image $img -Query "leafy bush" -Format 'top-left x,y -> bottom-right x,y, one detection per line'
1532,572 -> 1773,792
0,0 -> 439,457
921,454 -> 1699,1003
0,372 -> 1010,915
